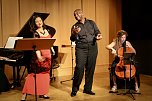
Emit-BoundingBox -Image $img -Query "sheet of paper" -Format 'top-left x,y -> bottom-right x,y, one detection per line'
4,37 -> 23,49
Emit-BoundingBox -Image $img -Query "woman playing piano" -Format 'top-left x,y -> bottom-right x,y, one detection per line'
21,15 -> 55,101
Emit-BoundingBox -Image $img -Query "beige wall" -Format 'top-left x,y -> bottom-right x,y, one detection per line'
0,0 -> 121,78
109,0 -> 122,63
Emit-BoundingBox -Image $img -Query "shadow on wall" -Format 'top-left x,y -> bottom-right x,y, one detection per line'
131,40 -> 152,76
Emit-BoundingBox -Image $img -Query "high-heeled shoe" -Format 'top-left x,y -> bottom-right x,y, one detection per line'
21,93 -> 27,101
39,95 -> 50,99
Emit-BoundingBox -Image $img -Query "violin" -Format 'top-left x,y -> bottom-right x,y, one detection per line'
115,47 -> 136,79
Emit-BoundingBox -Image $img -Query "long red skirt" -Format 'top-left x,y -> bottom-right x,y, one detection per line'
22,73 -> 50,95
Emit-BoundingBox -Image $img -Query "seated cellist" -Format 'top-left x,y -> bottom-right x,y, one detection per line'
106,30 -> 140,93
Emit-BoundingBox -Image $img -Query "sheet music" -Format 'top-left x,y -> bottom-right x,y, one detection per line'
4,37 -> 23,49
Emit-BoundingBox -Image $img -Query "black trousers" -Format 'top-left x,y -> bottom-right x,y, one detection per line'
72,42 -> 98,92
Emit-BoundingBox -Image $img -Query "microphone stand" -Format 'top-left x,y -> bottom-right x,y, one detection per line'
31,45 -> 38,101
60,42 -> 75,83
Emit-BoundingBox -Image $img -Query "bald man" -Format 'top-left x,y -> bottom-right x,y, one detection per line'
70,9 -> 102,97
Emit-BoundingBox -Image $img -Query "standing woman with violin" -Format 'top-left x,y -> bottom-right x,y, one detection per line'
106,30 -> 140,93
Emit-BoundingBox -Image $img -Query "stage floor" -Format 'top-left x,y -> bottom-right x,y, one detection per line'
0,70 -> 152,101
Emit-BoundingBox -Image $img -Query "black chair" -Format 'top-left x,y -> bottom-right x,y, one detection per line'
50,46 -> 60,81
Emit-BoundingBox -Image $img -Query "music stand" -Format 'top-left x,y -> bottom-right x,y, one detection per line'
123,53 -> 135,65
14,38 -> 55,101
117,52 -> 138,100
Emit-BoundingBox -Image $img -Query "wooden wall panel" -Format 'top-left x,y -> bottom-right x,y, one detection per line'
109,0 -> 122,63
19,0 -> 46,30
59,0 -> 81,45
1,0 -> 19,46
45,0 -> 60,45
1,0 -> 20,80
95,0 -> 110,66
82,0 -> 96,21
57,0 -> 81,74
0,0 -> 122,77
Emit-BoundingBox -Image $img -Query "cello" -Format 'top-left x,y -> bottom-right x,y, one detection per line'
115,47 -> 136,79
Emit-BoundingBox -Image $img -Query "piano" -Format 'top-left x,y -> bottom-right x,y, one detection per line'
0,12 -> 56,88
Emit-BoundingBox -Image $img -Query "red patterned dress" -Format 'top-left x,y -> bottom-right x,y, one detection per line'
22,34 -> 51,95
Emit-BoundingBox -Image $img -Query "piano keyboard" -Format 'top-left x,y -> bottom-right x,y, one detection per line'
0,56 -> 16,62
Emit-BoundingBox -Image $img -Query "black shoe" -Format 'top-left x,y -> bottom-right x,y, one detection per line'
71,91 -> 77,97
21,100 -> 25,101
83,90 -> 95,95
39,95 -> 50,99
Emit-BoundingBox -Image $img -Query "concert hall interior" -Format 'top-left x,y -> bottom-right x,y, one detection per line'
0,0 -> 152,101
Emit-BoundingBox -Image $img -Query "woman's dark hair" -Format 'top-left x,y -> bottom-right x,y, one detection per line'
30,15 -> 46,33
113,30 -> 128,50
117,30 -> 128,38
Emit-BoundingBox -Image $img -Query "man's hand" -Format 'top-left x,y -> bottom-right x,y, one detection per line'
96,34 -> 102,40
72,26 -> 81,34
